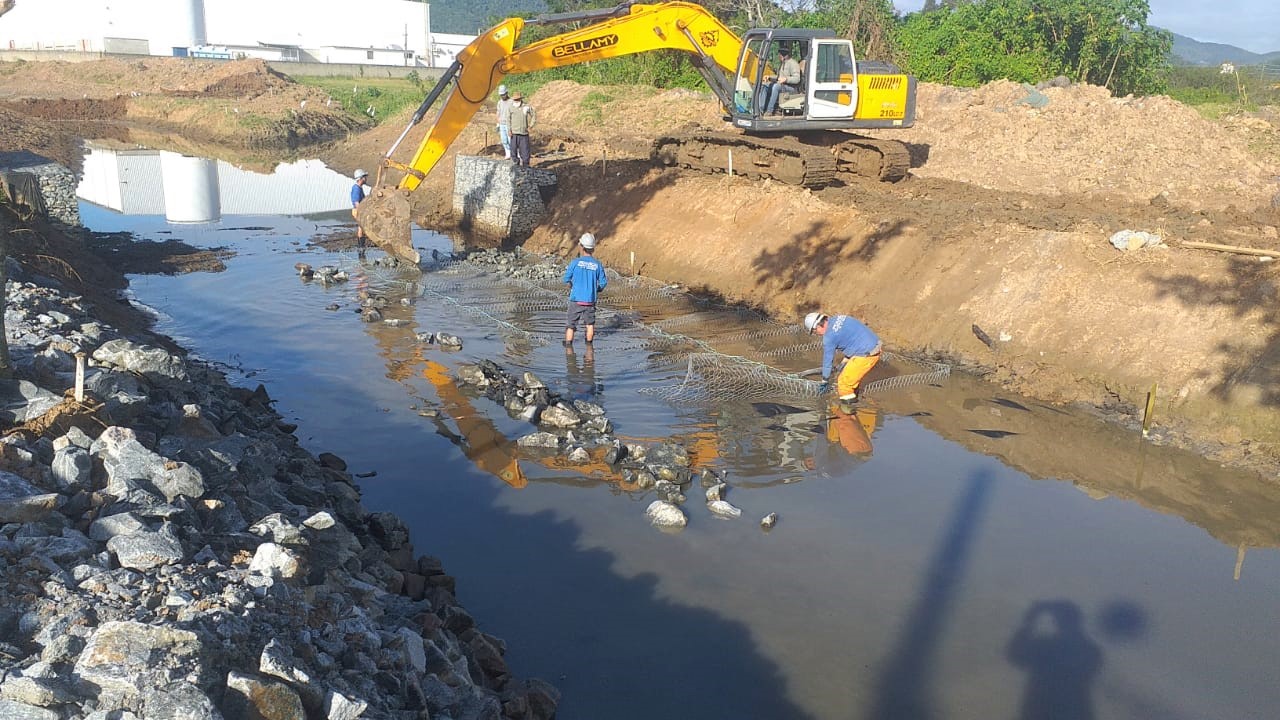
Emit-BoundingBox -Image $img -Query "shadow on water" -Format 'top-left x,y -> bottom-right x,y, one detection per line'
865,470 -> 995,720
1006,601 -> 1103,720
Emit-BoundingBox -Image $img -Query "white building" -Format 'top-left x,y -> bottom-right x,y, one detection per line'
0,0 -> 470,67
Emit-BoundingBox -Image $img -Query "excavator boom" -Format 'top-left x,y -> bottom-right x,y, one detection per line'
359,2 -> 744,261
358,1 -> 916,261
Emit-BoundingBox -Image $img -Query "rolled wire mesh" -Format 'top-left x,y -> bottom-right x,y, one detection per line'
639,352 -> 822,403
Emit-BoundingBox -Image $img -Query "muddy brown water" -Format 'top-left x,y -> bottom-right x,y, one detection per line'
79,151 -> 1280,720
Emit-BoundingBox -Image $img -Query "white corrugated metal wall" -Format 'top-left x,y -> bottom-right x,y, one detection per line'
0,0 -> 432,62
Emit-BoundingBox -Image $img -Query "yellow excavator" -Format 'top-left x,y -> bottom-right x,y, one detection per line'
359,0 -> 917,263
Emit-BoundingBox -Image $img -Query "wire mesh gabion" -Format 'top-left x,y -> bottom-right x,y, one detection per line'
348,249 -> 951,401
639,353 -> 824,403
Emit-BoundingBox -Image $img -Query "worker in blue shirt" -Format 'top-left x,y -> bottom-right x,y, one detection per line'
350,169 -> 369,247
563,232 -> 608,348
804,311 -> 882,408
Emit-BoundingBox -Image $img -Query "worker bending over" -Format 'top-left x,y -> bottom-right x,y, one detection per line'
563,232 -> 608,347
805,311 -> 881,408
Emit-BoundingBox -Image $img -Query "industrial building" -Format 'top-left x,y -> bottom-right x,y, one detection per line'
0,0 -> 471,67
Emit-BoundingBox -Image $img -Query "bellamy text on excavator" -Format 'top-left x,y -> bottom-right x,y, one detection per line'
357,1 -> 917,264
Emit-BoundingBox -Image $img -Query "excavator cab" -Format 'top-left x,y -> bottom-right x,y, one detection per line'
729,30 -> 861,130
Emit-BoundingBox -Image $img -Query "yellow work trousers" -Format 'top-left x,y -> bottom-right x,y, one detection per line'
836,352 -> 880,400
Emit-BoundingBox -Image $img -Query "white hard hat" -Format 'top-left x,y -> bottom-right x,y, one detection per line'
498,84 -> 508,95
354,169 -> 368,179
579,232 -> 596,249
804,311 -> 828,333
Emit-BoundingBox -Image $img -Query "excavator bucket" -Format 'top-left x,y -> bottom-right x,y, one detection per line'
357,185 -> 420,264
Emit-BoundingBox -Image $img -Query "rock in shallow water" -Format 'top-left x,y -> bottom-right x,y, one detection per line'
645,500 -> 687,529
707,500 -> 742,519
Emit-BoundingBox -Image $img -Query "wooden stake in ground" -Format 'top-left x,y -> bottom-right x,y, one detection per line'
1181,240 -> 1278,258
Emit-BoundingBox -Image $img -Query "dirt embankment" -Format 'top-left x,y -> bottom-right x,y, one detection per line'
4,57 -> 1280,472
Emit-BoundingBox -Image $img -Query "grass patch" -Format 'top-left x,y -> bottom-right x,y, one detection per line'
295,76 -> 425,122
578,90 -> 614,126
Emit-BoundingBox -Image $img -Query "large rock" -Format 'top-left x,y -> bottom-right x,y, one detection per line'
92,426 -> 205,502
92,339 -> 188,382
224,670 -> 304,720
0,470 -> 58,524
0,699 -> 59,720
247,542 -> 301,580
107,525 -> 185,570
73,622 -> 201,701
0,379 -> 61,424
141,681 -> 220,720
50,445 -> 91,492
645,500 -> 687,530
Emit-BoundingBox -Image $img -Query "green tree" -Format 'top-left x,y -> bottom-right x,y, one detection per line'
895,0 -> 1170,95
785,0 -> 901,61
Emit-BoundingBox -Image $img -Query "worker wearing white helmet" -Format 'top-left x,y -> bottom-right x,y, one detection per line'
562,232 -> 608,348
350,169 -> 370,246
804,310 -> 882,406
495,84 -> 513,160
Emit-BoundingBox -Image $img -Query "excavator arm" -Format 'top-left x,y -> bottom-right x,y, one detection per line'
358,2 -> 749,261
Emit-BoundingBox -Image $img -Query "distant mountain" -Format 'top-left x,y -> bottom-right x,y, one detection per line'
1169,32 -> 1280,66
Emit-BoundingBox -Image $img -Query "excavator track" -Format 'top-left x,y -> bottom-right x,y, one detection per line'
652,133 -> 838,188
650,131 -> 911,187
829,135 -> 912,183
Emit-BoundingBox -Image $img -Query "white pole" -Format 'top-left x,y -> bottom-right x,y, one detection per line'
728,149 -> 733,177
74,353 -> 85,402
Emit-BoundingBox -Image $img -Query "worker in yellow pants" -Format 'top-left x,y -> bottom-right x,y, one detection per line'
804,311 -> 882,411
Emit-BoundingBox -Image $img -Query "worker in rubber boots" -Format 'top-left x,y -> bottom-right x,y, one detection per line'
805,311 -> 882,411
563,233 -> 608,348
350,169 -> 369,247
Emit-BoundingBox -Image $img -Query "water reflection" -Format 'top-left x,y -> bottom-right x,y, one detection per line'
77,141 -> 354,220
99,183 -> 1280,720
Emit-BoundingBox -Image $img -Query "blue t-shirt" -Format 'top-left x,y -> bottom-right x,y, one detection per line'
821,314 -> 880,379
351,182 -> 366,208
562,255 -> 608,304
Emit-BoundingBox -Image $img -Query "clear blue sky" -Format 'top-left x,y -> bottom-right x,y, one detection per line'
891,0 -> 1280,55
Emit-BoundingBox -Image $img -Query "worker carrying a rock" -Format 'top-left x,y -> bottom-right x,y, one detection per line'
804,311 -> 882,409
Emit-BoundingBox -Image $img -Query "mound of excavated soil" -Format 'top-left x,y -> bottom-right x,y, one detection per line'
0,57 -> 287,100
529,80 -> 723,137
875,80 -> 1280,213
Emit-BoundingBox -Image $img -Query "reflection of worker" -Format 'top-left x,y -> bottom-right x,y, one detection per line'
805,311 -> 881,410
495,84 -> 513,160
508,91 -> 536,167
807,405 -> 876,478
564,343 -> 598,399
563,232 -> 608,348
827,403 -> 878,456
764,46 -> 802,115
350,169 -> 369,247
